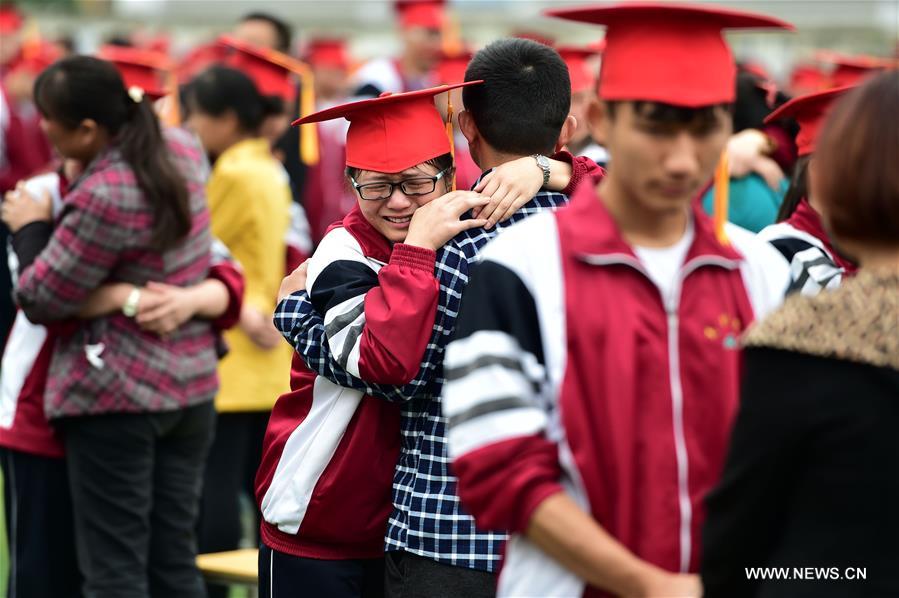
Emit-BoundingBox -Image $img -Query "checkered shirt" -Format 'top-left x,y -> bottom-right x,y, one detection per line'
15,132 -> 219,419
275,179 -> 570,572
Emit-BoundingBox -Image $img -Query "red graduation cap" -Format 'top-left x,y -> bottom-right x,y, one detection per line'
546,2 -> 794,107
396,0 -> 445,30
817,51 -> 896,88
556,45 -> 601,94
217,35 -> 320,164
0,4 -> 23,34
218,34 -> 303,103
98,45 -> 172,100
305,38 -> 350,70
294,81 -> 481,173
10,37 -> 61,75
177,42 -> 226,83
764,85 -> 854,157
789,64 -> 828,96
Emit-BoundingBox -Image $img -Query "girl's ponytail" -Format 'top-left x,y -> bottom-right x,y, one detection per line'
118,89 -> 191,251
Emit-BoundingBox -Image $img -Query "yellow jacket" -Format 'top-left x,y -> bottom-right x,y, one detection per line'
207,138 -> 293,412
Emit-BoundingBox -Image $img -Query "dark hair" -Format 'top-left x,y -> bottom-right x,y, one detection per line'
607,100 -> 733,128
345,152 -> 454,188
814,71 -> 899,247
34,56 -> 190,251
463,38 -> 570,156
187,65 -> 284,135
776,155 -> 810,222
240,12 -> 292,53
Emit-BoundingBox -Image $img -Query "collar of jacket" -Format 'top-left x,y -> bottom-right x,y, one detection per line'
786,197 -> 858,275
332,203 -> 393,264
744,267 -> 899,371
564,173 -> 744,266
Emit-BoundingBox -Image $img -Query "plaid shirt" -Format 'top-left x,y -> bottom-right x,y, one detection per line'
275,176 -> 570,572
15,131 -> 219,419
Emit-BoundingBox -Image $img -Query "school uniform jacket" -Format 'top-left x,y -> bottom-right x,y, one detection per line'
443,176 -> 790,597
255,206 -> 438,559
757,198 -> 857,296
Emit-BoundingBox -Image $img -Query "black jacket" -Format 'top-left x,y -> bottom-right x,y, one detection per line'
702,269 -> 899,598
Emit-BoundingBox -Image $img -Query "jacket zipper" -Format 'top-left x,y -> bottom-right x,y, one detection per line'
580,252 -> 740,572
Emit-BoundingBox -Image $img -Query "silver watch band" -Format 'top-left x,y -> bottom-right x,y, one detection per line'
532,154 -> 551,186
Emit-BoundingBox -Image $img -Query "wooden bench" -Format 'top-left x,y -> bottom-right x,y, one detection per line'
197,548 -> 258,588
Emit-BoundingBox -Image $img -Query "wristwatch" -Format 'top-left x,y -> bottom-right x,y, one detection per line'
122,286 -> 141,318
532,154 -> 551,187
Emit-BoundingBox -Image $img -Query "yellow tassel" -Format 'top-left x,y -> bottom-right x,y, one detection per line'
299,67 -> 319,166
445,90 -> 456,192
161,70 -> 181,128
713,151 -> 730,245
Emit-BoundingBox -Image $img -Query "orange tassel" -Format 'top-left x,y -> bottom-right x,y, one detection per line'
298,67 -> 319,166
713,151 -> 730,245
161,70 -> 181,128
445,90 -> 456,191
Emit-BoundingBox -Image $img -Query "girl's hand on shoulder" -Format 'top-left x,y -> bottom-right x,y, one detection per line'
404,191 -> 490,251
1,182 -> 53,233
472,157 -> 544,228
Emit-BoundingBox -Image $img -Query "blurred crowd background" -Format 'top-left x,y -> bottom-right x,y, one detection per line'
4,0 -> 898,83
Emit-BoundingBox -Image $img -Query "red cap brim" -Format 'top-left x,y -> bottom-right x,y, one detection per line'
293,81 -> 482,173
293,80 -> 481,126
546,2 -> 794,30
764,85 -> 855,156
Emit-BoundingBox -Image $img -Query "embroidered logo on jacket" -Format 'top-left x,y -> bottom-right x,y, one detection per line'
704,314 -> 742,349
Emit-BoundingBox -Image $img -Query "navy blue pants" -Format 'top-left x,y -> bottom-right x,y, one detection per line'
258,544 -> 384,598
0,447 -> 81,598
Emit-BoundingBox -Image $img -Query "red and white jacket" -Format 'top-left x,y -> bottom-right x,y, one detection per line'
255,206 -> 439,559
443,176 -> 790,597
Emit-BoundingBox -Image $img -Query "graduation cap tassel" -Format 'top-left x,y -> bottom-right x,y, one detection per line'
713,150 -> 730,245
445,90 -> 456,191
161,70 -> 181,127
299,68 -> 320,166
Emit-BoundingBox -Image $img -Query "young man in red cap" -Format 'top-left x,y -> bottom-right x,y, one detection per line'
758,85 -> 858,295
442,4 -> 793,596
233,11 -> 293,54
353,0 -> 445,96
301,38 -> 357,246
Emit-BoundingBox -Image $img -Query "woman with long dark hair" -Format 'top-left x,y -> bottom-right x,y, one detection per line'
1,55 -> 219,597
702,70 -> 899,598
757,86 -> 859,295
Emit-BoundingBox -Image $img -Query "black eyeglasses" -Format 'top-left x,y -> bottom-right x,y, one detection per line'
349,168 -> 451,201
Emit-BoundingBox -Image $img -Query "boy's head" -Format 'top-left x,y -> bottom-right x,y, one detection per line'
397,0 -> 444,73
548,2 -> 792,209
461,38 -> 574,164
591,100 -> 733,210
234,12 -> 292,54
